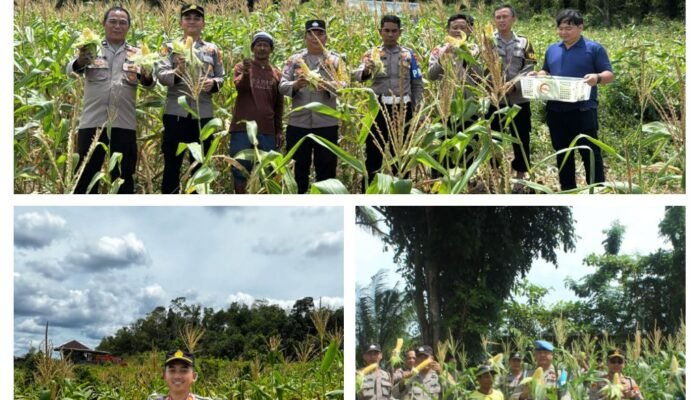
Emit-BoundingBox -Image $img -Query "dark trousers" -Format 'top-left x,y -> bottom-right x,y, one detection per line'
75,127 -> 136,194
546,108 -> 605,190
286,125 -> 338,194
161,114 -> 213,194
366,103 -> 413,184
491,102 -> 531,173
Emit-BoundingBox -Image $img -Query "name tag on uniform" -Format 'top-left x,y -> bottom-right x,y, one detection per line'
89,56 -> 108,69
122,61 -> 139,83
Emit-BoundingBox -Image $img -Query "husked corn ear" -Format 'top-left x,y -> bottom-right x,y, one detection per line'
370,47 -> 385,76
389,338 -> 404,367
299,59 -> 323,89
360,363 -> 379,375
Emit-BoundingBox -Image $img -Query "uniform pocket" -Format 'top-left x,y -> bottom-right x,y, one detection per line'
381,380 -> 392,397
86,67 -> 109,82
122,62 -> 139,86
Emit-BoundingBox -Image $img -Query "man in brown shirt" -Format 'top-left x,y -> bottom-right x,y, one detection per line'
229,31 -> 284,194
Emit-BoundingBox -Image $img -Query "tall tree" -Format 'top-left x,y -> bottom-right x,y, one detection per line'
356,269 -> 414,364
362,207 -> 576,357
566,206 -> 685,338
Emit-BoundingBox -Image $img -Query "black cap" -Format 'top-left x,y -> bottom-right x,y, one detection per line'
165,349 -> 195,367
415,345 -> 434,357
607,349 -> 625,361
510,352 -> 523,360
475,364 -> 496,377
181,3 -> 204,17
364,343 -> 381,353
305,19 -> 326,31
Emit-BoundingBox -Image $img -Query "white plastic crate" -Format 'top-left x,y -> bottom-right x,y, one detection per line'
521,76 -> 591,103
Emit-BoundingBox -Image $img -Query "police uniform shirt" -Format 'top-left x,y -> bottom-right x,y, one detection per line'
392,370 -> 441,400
353,45 -> 424,106
148,393 -> 212,400
279,49 -> 347,129
358,368 -> 393,400
520,366 -> 571,400
427,42 -> 482,99
494,31 -> 536,105
503,371 -> 525,400
156,38 -> 225,119
588,373 -> 644,400
66,40 -> 155,130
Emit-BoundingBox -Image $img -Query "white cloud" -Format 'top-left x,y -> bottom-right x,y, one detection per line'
305,230 -> 343,256
66,233 -> 150,271
226,292 -> 343,310
14,210 -> 69,249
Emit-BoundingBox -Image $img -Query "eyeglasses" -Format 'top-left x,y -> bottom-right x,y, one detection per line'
106,19 -> 129,26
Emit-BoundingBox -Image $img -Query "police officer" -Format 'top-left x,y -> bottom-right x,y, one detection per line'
393,350 -> 417,382
392,345 -> 442,400
589,349 -> 643,400
280,19 -> 347,194
357,343 -> 393,400
156,3 -> 225,194
519,340 -> 570,400
492,4 -> 536,193
67,6 -> 155,194
353,15 -> 424,186
427,13 -> 484,176
148,349 -> 211,400
503,352 -> 526,400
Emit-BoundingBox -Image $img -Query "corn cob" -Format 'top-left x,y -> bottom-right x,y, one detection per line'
403,358 -> 433,379
298,59 -> 323,89
598,373 -> 624,400
389,338 -> 404,367
73,27 -> 101,55
128,43 -> 163,74
445,31 -> 467,49
370,47 -> 385,76
356,363 -> 378,393
172,36 -> 202,66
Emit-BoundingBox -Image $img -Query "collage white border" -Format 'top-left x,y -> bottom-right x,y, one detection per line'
2,2 -> 696,399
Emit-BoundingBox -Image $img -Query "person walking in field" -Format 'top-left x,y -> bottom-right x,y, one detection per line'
353,15 -> 424,186
156,3 -> 225,194
67,6 -> 155,194
588,349 -> 644,400
357,343 -> 393,400
518,340 -> 571,400
470,364 -> 505,400
148,350 -> 211,400
279,19 -> 347,194
492,4 -> 537,193
392,345 -> 442,399
530,8 -> 613,191
229,31 -> 284,194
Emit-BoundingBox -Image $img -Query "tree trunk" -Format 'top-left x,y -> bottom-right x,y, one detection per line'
424,208 -> 441,350
412,252 -> 430,344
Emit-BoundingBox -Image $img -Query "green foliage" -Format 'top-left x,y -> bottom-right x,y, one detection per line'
565,206 -> 685,339
96,296 -> 343,362
14,0 -> 685,193
364,207 -> 576,359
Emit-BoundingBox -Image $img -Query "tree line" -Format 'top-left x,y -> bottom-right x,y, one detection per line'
356,206 -> 685,361
97,296 -> 343,360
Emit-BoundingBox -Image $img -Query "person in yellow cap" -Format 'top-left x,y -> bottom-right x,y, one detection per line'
588,349 -> 643,400
148,350 -> 211,400
470,364 -> 505,400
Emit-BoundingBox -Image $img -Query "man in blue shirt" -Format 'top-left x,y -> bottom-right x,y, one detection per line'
532,9 -> 614,191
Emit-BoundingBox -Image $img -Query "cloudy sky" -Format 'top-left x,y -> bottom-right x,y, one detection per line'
14,206 -> 344,356
356,205 -> 674,304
